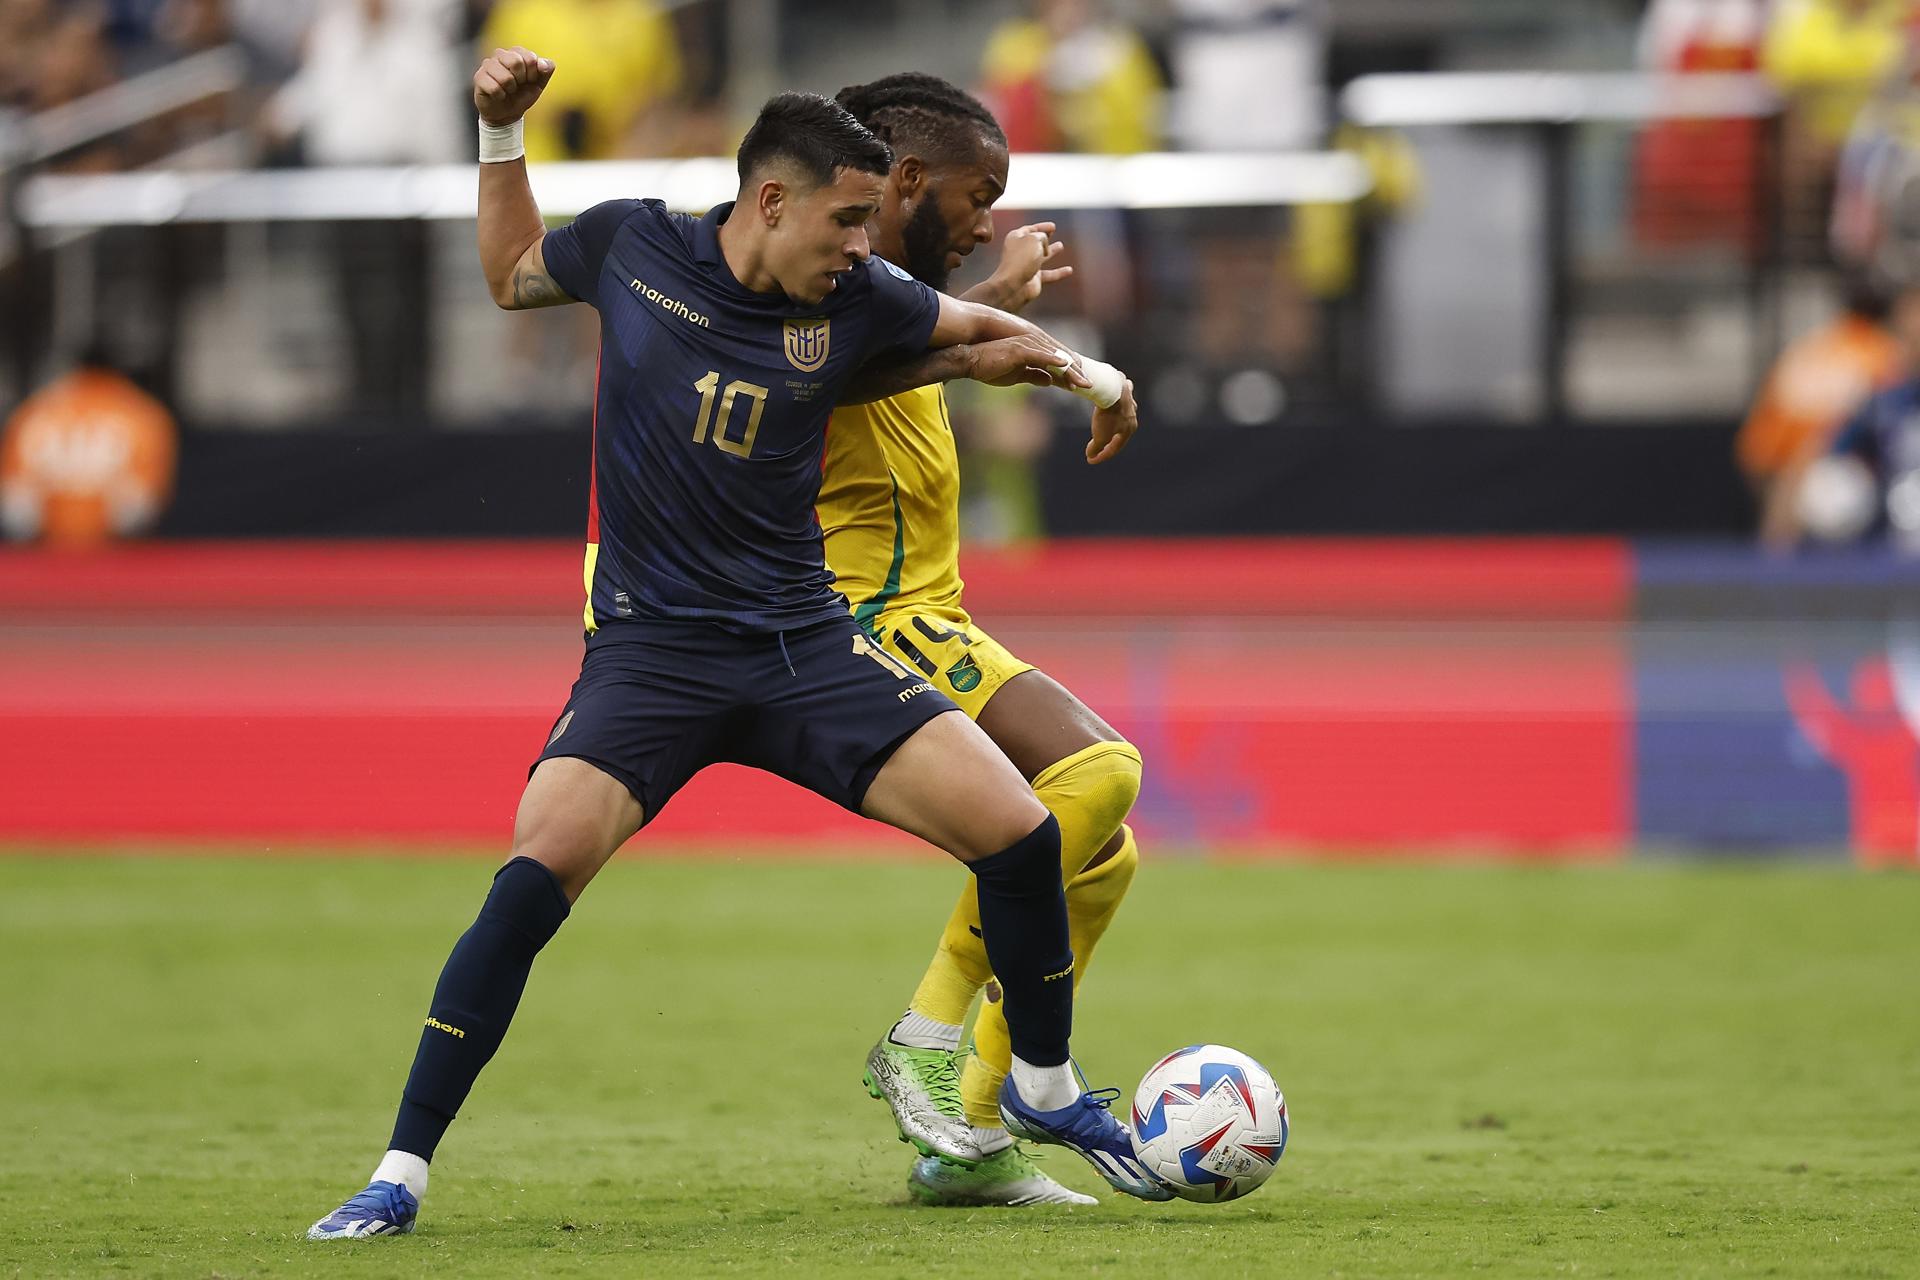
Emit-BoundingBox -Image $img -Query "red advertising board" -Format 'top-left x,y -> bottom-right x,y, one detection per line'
0,540 -> 1629,853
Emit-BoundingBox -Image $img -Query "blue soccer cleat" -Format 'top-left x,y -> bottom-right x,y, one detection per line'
998,1075 -> 1175,1202
305,1179 -> 419,1240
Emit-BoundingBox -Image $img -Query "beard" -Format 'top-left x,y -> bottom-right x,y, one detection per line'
900,194 -> 953,292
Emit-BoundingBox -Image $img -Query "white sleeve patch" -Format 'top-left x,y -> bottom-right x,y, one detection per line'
875,256 -> 913,282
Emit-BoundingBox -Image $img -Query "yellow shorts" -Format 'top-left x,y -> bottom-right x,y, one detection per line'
867,603 -> 1034,721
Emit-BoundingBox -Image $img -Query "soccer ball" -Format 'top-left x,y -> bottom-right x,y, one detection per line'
1130,1044 -> 1288,1202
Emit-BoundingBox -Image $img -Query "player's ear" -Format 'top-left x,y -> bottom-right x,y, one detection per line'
894,155 -> 926,202
756,178 -> 784,227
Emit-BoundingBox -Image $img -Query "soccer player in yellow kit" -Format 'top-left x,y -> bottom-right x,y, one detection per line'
820,74 -> 1144,1206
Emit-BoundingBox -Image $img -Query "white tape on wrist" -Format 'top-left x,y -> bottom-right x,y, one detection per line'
478,118 -> 525,163
1053,348 -> 1125,409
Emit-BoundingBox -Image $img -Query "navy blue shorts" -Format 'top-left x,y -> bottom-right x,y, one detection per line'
532,615 -> 961,820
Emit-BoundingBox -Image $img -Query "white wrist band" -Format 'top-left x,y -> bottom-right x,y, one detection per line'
1053,348 -> 1125,409
478,118 -> 525,163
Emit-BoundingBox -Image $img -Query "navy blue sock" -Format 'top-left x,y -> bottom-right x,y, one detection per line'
388,856 -> 570,1160
969,814 -> 1073,1067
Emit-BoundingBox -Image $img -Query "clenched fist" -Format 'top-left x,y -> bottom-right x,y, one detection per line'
473,46 -> 555,125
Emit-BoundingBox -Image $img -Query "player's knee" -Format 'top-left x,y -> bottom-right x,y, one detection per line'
975,794 -> 1054,860
1100,740 -> 1144,820
509,757 -> 643,899
1037,739 -> 1142,844
508,811 -> 620,902
504,837 -> 593,903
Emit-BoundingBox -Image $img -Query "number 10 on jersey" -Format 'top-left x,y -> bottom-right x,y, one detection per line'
691,372 -> 770,458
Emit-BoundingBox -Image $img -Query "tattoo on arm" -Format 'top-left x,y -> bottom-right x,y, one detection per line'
510,266 -> 567,309
837,347 -> 969,406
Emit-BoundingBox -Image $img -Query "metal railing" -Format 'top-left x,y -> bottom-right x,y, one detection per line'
1,150 -> 1375,425
15,151 -> 1372,227
8,45 -> 248,168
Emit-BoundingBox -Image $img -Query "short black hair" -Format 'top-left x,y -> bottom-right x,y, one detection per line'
834,73 -> 1006,166
736,92 -> 893,189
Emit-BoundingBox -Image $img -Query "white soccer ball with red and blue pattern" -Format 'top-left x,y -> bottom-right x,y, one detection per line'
1130,1044 -> 1288,1202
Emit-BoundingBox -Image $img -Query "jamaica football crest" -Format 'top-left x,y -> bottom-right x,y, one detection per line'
783,317 -> 830,372
945,652 -> 983,693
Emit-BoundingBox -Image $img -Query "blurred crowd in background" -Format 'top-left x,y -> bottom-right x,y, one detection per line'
18,1 -> 1920,549
1,0 -> 1324,167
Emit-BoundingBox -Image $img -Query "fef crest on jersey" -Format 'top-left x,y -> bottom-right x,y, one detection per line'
784,317 -> 831,372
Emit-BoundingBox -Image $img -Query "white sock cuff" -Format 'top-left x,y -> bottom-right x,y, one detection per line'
372,1149 -> 430,1197
889,1009 -> 962,1051
1009,1055 -> 1079,1112
972,1124 -> 1013,1156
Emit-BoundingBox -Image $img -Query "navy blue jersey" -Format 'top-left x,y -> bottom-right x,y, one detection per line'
1832,379 -> 1920,477
1828,379 -> 1920,540
541,198 -> 941,633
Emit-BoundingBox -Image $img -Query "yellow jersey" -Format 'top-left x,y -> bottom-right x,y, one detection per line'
819,386 -> 966,635
480,0 -> 682,162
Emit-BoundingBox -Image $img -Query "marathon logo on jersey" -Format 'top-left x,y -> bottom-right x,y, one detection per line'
629,276 -> 710,328
897,680 -> 935,703
784,317 -> 831,372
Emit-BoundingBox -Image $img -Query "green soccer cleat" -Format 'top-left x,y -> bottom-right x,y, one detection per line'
908,1143 -> 1099,1207
863,1038 -> 980,1166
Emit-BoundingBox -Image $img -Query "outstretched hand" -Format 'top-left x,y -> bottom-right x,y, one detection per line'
474,46 -> 555,125
985,222 -> 1072,314
965,335 -> 1091,390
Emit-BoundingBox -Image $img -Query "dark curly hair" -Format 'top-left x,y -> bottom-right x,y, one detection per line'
834,72 -> 1006,167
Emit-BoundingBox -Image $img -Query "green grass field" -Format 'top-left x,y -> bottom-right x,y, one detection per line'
2,852 -> 1917,1278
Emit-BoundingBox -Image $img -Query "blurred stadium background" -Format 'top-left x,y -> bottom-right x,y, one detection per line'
4,3 -> 1920,1273
7,0 -> 1920,861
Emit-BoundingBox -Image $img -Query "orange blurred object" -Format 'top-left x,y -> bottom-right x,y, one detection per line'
0,367 -> 178,549
1737,309 -> 1904,481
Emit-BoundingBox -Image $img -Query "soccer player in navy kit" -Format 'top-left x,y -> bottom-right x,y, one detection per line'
307,48 -> 1159,1239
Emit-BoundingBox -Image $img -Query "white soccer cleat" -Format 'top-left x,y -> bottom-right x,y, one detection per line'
863,1038 -> 981,1166
908,1144 -> 1098,1206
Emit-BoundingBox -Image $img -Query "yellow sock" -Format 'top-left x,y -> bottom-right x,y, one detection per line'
905,889 -> 994,1029
908,740 -> 1140,1032
964,825 -> 1141,1126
